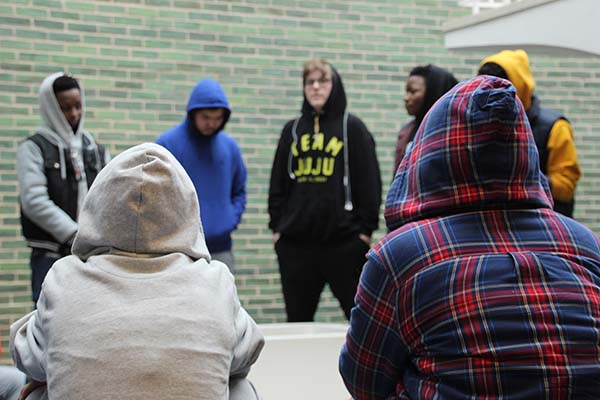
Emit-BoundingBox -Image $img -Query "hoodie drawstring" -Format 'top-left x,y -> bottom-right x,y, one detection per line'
288,118 -> 300,179
84,131 -> 102,171
342,111 -> 353,211
313,114 -> 320,137
58,139 -> 67,181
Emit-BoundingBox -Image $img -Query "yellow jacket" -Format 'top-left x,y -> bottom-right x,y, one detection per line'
481,50 -> 581,203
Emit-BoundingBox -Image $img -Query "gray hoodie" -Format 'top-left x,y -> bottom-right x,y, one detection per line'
17,72 -> 110,248
10,143 -> 264,400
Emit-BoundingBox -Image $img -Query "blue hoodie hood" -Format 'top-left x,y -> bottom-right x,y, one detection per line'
186,79 -> 231,133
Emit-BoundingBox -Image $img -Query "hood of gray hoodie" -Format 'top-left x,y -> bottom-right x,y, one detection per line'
38,72 -> 85,145
72,143 -> 211,261
37,72 -> 99,209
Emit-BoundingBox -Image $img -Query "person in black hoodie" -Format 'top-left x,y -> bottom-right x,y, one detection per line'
393,65 -> 457,173
268,58 -> 381,322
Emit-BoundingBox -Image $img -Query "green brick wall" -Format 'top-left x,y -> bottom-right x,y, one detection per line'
1,0 -> 599,363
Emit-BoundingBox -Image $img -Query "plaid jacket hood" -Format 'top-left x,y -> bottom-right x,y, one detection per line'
385,76 -> 553,231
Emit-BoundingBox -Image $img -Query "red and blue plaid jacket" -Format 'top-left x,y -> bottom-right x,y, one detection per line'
339,76 -> 600,399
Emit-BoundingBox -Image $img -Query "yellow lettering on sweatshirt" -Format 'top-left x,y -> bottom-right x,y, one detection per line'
311,157 -> 322,175
312,133 -> 324,151
301,134 -> 311,152
293,157 -> 337,177
322,157 -> 335,176
290,131 -> 343,182
294,157 -> 316,177
303,157 -> 313,175
325,137 -> 343,157
307,176 -> 326,183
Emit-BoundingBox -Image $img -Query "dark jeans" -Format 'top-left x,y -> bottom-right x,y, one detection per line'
30,248 -> 60,305
275,235 -> 370,322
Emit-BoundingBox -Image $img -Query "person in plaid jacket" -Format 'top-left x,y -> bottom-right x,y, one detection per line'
339,75 -> 600,399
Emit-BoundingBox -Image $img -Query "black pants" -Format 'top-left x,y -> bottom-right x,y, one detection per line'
30,248 -> 60,305
275,235 -> 370,322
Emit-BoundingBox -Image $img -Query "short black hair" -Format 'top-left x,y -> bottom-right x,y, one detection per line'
409,65 -> 431,79
53,75 -> 80,95
478,63 -> 508,80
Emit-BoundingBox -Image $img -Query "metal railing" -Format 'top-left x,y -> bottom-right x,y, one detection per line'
458,0 -> 523,14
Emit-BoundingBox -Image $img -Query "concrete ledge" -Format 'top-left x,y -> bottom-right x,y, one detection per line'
249,322 -> 350,399
444,0 -> 600,57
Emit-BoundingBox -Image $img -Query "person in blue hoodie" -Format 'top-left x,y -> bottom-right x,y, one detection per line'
156,79 -> 246,270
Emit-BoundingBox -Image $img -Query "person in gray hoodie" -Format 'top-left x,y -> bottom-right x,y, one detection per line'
17,72 -> 110,304
10,143 -> 264,400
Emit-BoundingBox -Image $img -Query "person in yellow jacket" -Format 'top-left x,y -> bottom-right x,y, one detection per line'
479,49 -> 581,217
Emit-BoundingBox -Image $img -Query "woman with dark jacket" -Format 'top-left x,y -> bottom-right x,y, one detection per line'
393,64 -> 458,173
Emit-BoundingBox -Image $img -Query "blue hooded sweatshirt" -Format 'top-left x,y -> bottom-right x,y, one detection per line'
156,79 -> 247,254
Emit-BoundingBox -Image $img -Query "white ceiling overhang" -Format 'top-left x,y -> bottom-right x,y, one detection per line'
444,0 -> 600,57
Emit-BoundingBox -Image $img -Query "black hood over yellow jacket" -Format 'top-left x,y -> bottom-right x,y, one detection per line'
268,66 -> 381,242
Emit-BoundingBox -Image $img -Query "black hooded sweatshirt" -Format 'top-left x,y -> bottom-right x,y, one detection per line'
414,65 -> 459,133
268,66 -> 381,243
394,65 -> 458,171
